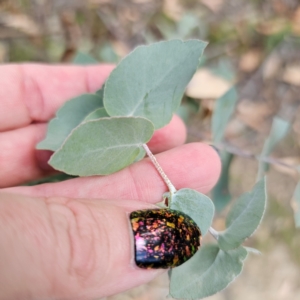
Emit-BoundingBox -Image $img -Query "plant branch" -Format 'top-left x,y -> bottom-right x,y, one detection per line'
216,143 -> 299,171
209,227 -> 219,240
142,144 -> 177,195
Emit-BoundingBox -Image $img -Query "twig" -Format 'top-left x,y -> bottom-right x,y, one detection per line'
209,227 -> 219,240
216,143 -> 299,171
142,144 -> 177,195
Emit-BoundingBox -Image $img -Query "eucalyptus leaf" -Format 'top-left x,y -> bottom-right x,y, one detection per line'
169,244 -> 248,299
170,189 -> 214,236
73,52 -> 98,65
257,117 -> 290,180
177,13 -> 199,38
104,39 -> 207,129
134,148 -> 146,162
176,104 -> 191,124
99,43 -> 119,63
218,178 -> 267,251
244,247 -> 261,255
96,86 -> 105,97
212,87 -> 238,144
176,98 -> 199,124
49,117 -> 154,176
84,107 -> 109,121
212,58 -> 236,82
292,181 -> 300,228
37,94 -> 104,151
212,151 -> 234,212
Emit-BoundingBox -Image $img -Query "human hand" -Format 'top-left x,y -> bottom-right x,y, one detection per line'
0,64 -> 221,299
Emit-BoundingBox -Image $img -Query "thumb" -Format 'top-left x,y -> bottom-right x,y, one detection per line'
0,193 -> 164,300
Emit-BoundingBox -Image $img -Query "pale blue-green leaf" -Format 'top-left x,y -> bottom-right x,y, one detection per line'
96,89 -> 103,95
95,84 -> 105,99
104,39 -> 207,129
134,148 -> 146,162
99,43 -> 119,63
169,244 -> 248,299
84,107 -> 109,121
212,151 -> 234,212
49,117 -> 154,176
37,94 -> 103,151
170,189 -> 214,236
257,117 -> 290,180
176,99 -> 199,124
212,87 -> 238,144
176,104 -> 190,124
73,52 -> 98,65
212,58 -> 236,81
218,178 -> 267,251
292,181 -> 300,228
244,247 -> 261,255
177,13 -> 199,38
155,18 -> 177,40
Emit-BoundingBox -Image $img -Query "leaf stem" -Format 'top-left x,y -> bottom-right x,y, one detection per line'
209,227 -> 219,240
142,144 -> 177,195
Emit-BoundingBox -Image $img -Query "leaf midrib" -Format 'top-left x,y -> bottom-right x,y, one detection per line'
127,46 -> 200,116
226,185 -> 262,232
172,247 -> 220,295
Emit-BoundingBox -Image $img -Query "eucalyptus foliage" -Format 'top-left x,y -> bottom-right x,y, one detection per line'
170,245 -> 248,299
38,40 -> 269,299
212,151 -> 233,212
293,181 -> 300,228
211,87 -> 237,212
50,117 -> 154,176
212,87 -> 237,145
73,52 -> 98,65
37,94 -> 104,151
257,117 -> 290,180
218,178 -> 267,251
170,188 -> 214,236
104,40 -> 207,129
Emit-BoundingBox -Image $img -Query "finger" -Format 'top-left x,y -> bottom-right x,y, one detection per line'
0,193 -> 163,299
0,115 -> 186,188
0,64 -> 114,132
148,114 -> 186,154
4,143 -> 221,202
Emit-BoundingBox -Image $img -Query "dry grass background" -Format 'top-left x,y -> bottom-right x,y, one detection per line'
1,0 -> 300,299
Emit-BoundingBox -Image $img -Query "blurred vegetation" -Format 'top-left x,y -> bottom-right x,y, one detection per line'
1,0 -> 300,299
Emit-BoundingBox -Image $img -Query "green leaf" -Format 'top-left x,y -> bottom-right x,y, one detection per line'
176,104 -> 191,124
104,39 -> 207,129
170,188 -> 214,236
84,107 -> 109,121
212,151 -> 234,212
99,43 -> 119,63
292,181 -> 300,228
73,52 -> 98,65
211,58 -> 236,81
177,13 -> 199,38
176,98 -> 199,124
37,94 -> 103,151
244,247 -> 261,255
212,87 -> 238,144
257,117 -> 290,180
96,85 -> 105,97
218,178 -> 267,251
169,244 -> 248,299
49,117 -> 154,176
133,148 -> 146,162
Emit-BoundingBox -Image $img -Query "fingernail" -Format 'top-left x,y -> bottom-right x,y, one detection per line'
130,209 -> 201,269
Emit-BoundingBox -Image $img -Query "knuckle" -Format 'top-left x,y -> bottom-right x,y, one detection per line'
45,197 -> 110,291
